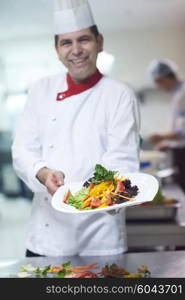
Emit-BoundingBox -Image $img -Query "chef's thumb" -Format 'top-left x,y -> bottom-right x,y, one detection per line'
54,172 -> 64,186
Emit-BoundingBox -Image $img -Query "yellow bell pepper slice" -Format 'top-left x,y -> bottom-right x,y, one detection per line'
82,198 -> 92,209
97,204 -> 107,209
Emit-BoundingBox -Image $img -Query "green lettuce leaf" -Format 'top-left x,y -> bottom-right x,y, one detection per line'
90,164 -> 118,185
67,187 -> 89,209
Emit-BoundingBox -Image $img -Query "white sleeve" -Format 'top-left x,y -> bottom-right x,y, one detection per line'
173,92 -> 185,138
101,88 -> 140,174
12,83 -> 47,193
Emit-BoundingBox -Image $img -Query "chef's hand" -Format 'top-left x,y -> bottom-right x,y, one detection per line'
148,134 -> 165,145
36,167 -> 65,195
154,140 -> 171,152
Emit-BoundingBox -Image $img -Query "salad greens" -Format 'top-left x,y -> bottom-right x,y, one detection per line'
19,264 -> 51,278
54,269 -> 72,278
17,261 -> 73,278
67,187 -> 89,209
89,164 -> 118,185
35,265 -> 51,276
62,261 -> 71,268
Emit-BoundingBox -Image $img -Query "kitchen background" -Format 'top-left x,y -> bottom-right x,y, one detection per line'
0,0 -> 185,257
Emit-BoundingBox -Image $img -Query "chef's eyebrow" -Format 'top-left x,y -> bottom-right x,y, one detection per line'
78,35 -> 93,40
59,35 -> 93,45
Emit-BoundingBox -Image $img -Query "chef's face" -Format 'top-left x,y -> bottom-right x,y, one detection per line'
155,77 -> 176,92
55,28 -> 104,83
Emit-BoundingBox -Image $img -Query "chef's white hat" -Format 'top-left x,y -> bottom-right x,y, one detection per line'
148,59 -> 178,80
54,0 -> 96,35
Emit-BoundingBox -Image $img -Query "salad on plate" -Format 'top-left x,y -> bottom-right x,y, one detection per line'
62,164 -> 139,211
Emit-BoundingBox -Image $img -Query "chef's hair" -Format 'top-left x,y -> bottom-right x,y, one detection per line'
163,72 -> 177,80
55,25 -> 100,47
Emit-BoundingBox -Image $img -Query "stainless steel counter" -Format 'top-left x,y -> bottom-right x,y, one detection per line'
0,251 -> 185,278
126,182 -> 185,250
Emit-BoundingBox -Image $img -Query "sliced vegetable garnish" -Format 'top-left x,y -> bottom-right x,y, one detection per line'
16,261 -> 150,278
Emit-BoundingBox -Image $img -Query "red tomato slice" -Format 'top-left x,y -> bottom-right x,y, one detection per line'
105,192 -> 113,206
91,197 -> 101,208
115,181 -> 125,193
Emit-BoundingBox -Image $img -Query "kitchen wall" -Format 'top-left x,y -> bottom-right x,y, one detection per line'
103,27 -> 185,137
0,27 -> 185,136
104,27 -> 185,88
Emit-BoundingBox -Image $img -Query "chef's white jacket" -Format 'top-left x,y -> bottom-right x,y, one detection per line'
12,73 -> 140,256
169,82 -> 185,148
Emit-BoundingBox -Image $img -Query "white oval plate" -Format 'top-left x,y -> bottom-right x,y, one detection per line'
51,173 -> 159,214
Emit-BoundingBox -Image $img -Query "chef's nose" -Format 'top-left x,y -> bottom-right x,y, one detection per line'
71,41 -> 83,56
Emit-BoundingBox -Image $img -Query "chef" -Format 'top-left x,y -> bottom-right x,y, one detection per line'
12,0 -> 140,257
148,59 -> 185,191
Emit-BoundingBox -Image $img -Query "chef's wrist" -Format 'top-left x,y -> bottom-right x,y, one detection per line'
163,132 -> 179,140
36,167 -> 51,185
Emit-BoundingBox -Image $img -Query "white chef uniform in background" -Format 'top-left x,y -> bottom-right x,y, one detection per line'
149,59 -> 185,148
148,59 -> 185,192
12,0 -> 140,256
170,82 -> 185,145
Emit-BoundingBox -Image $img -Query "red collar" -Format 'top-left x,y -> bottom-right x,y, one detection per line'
56,69 -> 103,101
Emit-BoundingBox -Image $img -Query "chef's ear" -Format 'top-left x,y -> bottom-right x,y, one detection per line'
55,45 -> 60,60
55,35 -> 59,50
97,34 -> 104,53
55,35 -> 61,57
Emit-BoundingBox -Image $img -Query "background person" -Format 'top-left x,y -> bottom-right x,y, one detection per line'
148,59 -> 185,192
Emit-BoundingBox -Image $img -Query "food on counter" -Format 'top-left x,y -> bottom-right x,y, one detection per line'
63,164 -> 139,210
140,188 -> 178,207
16,261 -> 150,278
99,264 -> 151,278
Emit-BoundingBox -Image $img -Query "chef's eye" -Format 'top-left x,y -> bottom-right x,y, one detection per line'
79,37 -> 91,43
60,41 -> 72,46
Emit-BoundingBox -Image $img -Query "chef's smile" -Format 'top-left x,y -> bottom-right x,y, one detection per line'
55,28 -> 103,83
69,56 -> 89,67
